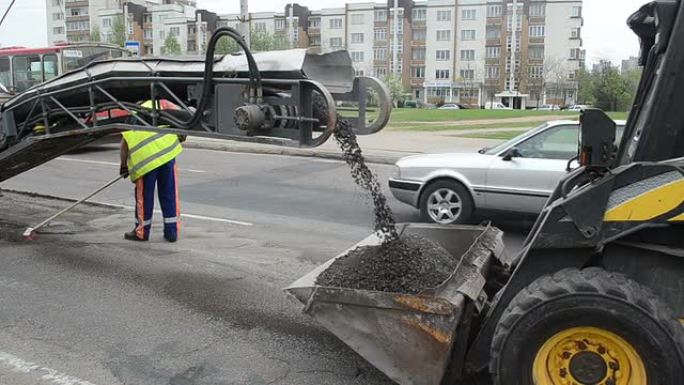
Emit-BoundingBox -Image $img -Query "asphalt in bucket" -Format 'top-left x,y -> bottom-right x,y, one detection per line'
316,119 -> 456,294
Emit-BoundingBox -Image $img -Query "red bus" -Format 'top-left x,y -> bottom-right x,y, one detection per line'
0,43 -> 129,95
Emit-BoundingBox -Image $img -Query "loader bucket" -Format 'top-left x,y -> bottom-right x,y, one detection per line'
285,223 -> 504,385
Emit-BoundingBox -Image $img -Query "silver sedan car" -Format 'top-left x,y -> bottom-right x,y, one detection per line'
389,120 -> 625,224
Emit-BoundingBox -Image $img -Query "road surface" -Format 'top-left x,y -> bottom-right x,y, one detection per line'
0,145 -> 528,385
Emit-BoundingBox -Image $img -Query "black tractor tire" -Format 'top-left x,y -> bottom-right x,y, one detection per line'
419,180 -> 473,225
490,268 -> 684,385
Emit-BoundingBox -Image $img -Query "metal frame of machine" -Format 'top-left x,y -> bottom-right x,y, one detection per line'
0,27 -> 391,182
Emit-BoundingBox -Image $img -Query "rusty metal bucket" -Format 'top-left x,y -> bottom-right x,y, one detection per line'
285,223 -> 504,385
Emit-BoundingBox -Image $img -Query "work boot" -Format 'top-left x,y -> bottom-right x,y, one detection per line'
164,232 -> 177,243
124,231 -> 148,242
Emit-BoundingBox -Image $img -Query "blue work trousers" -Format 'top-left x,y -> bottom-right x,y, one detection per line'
133,159 -> 180,240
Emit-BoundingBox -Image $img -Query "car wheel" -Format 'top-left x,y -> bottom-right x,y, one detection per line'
419,180 -> 473,224
490,268 -> 684,385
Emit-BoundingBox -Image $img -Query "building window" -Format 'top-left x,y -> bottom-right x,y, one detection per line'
486,27 -> 501,40
52,0 -> 61,6
486,46 -> 501,58
412,47 -> 426,60
529,3 -> 545,17
330,37 -> 343,47
144,14 -> 152,23
437,10 -> 451,21
571,28 -> 581,38
355,69 -> 364,76
52,12 -> 62,20
570,48 -> 584,59
571,6 -> 582,17
309,17 -> 320,28
529,25 -> 545,37
460,69 -> 474,80
144,29 -> 153,40
411,29 -> 425,41
411,66 -> 425,78
461,9 -> 476,21
170,26 -> 180,36
70,8 -> 86,16
529,46 -> 544,60
461,29 -> 476,41
529,65 -> 543,78
275,18 -> 286,30
53,26 -> 64,34
159,30 -> 165,39
310,35 -> 321,46
435,69 -> 450,79
374,48 -> 387,60
375,9 -> 387,22
487,5 -> 502,17
351,33 -> 364,44
351,14 -> 364,25
507,14 -> 522,31
351,51 -> 365,62
412,8 -> 426,21
486,65 -> 499,79
436,49 -> 450,61
254,22 -> 267,32
329,18 -> 343,29
460,49 -> 475,61
507,35 -> 521,51
375,66 -> 387,77
101,18 -> 111,28
66,20 -> 89,31
436,30 -> 451,41
375,28 -> 387,41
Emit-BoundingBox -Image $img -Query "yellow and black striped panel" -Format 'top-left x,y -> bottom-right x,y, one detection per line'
604,171 -> 684,222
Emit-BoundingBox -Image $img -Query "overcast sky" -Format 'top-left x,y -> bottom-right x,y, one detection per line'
0,0 -> 648,64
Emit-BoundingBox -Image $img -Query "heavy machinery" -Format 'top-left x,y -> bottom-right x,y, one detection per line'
0,27 -> 392,182
287,2 -> 684,385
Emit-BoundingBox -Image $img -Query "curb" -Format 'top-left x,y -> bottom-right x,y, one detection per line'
182,140 -> 400,165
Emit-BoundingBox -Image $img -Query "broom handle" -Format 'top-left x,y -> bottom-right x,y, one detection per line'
30,174 -> 125,232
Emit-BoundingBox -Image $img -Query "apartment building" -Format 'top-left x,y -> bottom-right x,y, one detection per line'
268,0 -> 582,107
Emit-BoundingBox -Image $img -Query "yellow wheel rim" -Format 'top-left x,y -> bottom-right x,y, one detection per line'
532,327 -> 647,385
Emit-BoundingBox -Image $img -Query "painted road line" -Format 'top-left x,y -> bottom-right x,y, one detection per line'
89,200 -> 253,227
57,157 -> 207,173
0,351 -> 98,385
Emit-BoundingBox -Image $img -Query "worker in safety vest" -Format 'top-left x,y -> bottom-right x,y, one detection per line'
119,100 -> 184,242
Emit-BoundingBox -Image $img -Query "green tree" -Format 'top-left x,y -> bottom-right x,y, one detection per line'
215,35 -> 240,55
593,66 -> 629,111
383,73 -> 407,107
109,16 -> 126,47
90,26 -> 101,42
576,67 -> 595,105
249,31 -> 275,51
163,34 -> 182,55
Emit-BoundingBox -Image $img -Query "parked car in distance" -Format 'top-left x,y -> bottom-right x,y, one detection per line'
389,120 -> 626,225
566,104 -> 591,112
439,103 -> 467,110
485,102 -> 513,110
533,104 -> 561,111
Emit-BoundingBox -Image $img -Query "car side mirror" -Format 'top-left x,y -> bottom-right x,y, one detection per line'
502,147 -> 520,161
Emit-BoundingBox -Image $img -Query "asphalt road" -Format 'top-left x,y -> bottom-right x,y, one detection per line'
0,145 -> 529,385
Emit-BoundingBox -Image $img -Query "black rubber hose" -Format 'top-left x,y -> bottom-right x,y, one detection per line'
175,27 -> 261,130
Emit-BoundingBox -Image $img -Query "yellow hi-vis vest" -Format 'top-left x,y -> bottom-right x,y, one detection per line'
122,131 -> 182,181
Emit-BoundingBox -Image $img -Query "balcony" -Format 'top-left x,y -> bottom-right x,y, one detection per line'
65,0 -> 88,7
66,14 -> 88,21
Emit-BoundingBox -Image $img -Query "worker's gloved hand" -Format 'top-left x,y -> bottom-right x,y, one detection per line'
119,165 -> 129,177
